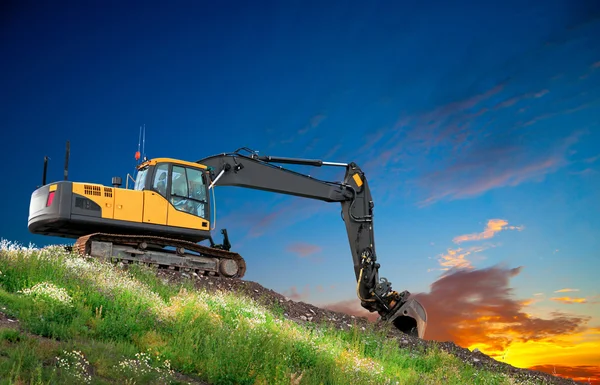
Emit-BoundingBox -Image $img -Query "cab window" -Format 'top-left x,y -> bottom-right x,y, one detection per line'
133,167 -> 148,191
187,167 -> 207,202
152,164 -> 169,197
170,165 -> 208,219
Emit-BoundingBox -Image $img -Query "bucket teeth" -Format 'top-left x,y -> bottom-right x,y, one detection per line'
380,297 -> 427,338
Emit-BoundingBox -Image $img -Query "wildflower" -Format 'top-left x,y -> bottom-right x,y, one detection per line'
55,350 -> 92,384
18,282 -> 73,306
118,351 -> 174,382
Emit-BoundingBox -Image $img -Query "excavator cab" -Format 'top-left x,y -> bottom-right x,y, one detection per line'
134,158 -> 211,221
28,157 -> 215,244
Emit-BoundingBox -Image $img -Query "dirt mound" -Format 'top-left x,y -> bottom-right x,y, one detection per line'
156,269 -> 585,385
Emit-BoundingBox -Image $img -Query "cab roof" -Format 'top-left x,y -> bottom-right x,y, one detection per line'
137,158 -> 208,170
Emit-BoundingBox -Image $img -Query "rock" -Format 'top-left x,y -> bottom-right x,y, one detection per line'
473,348 -> 480,353
300,316 -> 308,321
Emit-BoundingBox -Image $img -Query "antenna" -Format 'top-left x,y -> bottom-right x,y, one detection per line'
135,125 -> 142,163
64,140 -> 70,181
142,124 -> 146,161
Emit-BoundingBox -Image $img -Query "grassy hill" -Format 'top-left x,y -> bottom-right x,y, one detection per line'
0,239 -> 583,385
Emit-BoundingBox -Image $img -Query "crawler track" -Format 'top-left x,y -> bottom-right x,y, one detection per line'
73,232 -> 246,278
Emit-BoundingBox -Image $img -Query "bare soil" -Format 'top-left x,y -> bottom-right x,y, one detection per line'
156,269 -> 586,385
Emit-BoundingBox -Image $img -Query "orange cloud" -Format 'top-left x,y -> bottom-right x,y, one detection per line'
321,267 -> 599,385
286,242 -> 321,257
530,365 -> 600,385
431,247 -> 486,271
554,288 -> 580,293
453,219 -> 524,244
438,248 -> 472,270
550,297 -> 587,304
412,266 -> 590,355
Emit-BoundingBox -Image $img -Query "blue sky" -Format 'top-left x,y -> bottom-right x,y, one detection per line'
1,0 -> 599,380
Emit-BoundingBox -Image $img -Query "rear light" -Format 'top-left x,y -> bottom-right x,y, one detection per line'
46,191 -> 55,207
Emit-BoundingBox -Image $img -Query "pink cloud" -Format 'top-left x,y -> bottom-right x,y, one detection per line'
283,285 -> 311,301
287,242 -> 321,257
322,299 -> 378,322
418,155 -> 564,206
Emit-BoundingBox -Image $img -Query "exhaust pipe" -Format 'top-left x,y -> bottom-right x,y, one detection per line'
42,156 -> 49,186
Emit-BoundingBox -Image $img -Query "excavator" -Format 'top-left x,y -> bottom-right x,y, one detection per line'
27,145 -> 427,338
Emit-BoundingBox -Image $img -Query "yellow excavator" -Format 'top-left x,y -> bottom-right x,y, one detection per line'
28,144 -> 427,338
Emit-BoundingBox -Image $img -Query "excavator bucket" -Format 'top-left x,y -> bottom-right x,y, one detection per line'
382,297 -> 427,338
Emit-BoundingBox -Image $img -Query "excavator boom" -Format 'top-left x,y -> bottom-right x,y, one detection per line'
198,148 -> 427,338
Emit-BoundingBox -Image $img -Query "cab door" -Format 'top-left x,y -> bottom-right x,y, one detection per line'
142,163 -> 169,225
167,165 -> 210,230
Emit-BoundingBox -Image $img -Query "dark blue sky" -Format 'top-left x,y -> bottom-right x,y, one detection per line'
1,0 -> 600,375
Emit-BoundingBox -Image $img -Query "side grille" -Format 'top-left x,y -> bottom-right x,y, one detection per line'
84,185 -> 102,196
104,187 -> 113,198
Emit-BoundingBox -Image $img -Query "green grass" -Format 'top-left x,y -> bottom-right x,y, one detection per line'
0,239 -> 539,385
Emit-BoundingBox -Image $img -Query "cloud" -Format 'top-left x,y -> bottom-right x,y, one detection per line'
584,154 -> 600,163
453,219 -> 524,244
287,242 -> 321,257
491,89 -> 550,110
412,265 -> 591,354
529,365 -> 600,385
283,285 -> 310,302
429,246 -> 490,272
218,195 -> 337,240
416,130 -> 585,206
347,45 -> 597,207
550,296 -> 587,304
298,113 -> 327,135
322,299 -> 379,322
571,168 -> 597,177
554,288 -> 580,293
436,248 -> 474,270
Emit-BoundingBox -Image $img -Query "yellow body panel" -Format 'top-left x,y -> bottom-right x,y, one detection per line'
142,190 -> 168,225
72,183 -> 115,218
138,158 -> 208,170
167,204 -> 210,230
113,188 -> 143,221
